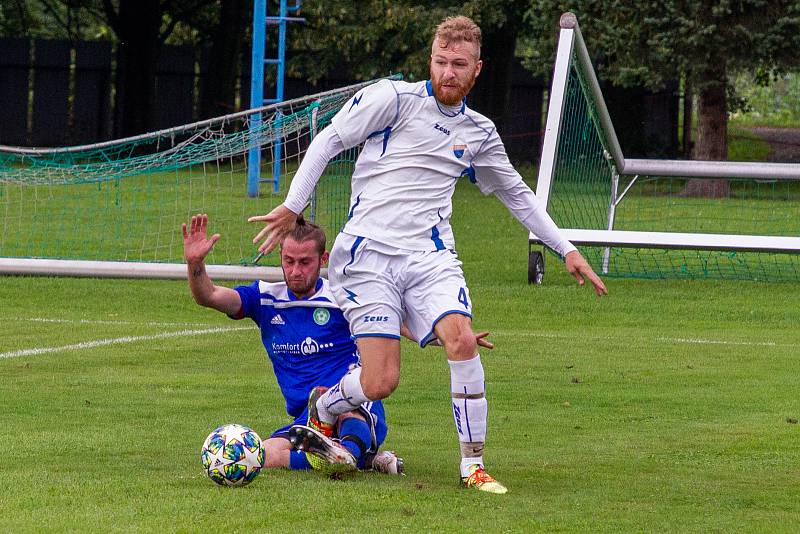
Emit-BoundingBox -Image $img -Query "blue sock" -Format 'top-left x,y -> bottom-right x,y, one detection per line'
289,450 -> 311,470
339,417 -> 372,469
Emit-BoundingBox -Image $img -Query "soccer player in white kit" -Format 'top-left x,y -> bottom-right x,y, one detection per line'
250,15 -> 608,494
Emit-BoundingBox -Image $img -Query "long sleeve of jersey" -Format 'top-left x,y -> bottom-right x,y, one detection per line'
472,129 -> 576,258
493,182 -> 576,258
283,125 -> 345,214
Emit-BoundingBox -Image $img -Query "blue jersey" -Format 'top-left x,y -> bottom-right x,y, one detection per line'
234,277 -> 360,418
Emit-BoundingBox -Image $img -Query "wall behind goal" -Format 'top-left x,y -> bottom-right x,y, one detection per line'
0,38 -> 207,147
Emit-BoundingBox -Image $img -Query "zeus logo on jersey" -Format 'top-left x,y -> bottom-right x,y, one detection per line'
363,315 -> 389,323
434,123 -> 451,136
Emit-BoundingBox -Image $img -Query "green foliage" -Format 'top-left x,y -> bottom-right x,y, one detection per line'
730,71 -> 800,127
0,0 -> 108,40
521,1 -> 800,92
288,0 -> 532,83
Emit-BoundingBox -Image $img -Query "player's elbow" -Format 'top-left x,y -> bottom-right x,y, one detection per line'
192,290 -> 226,313
189,289 -> 212,308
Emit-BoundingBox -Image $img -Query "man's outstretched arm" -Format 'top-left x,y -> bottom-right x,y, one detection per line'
493,182 -> 608,296
249,126 -> 345,254
183,214 -> 242,315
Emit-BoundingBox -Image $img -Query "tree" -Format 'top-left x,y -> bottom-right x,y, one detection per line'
191,0 -> 250,118
523,1 -> 800,196
102,0 -> 219,136
287,0 -> 533,127
103,0 -> 161,136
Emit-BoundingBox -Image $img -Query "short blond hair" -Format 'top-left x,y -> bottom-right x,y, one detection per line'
432,16 -> 482,58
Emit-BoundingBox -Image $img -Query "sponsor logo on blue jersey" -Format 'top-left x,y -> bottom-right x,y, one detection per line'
434,123 -> 451,136
271,336 -> 334,357
301,337 -> 319,355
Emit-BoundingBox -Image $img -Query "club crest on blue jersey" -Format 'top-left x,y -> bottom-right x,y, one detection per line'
313,308 -> 330,325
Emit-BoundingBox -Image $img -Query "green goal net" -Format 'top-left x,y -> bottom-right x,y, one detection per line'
0,78 -> 392,278
532,13 -> 800,283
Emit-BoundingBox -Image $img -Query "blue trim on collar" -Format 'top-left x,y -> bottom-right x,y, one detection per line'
287,277 -> 324,301
425,80 -> 467,117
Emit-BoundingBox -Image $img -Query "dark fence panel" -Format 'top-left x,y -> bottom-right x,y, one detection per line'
604,81 -> 680,158
154,45 -> 196,129
73,41 -> 112,144
0,38 -> 31,146
503,63 -> 545,164
31,39 -> 70,147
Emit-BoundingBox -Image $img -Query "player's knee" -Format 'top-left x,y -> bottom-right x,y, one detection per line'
361,372 -> 399,400
261,440 -> 288,469
442,329 -> 477,359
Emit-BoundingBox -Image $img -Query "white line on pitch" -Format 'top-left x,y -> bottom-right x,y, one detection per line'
1,316 -> 230,328
495,331 -> 793,348
0,326 -> 256,360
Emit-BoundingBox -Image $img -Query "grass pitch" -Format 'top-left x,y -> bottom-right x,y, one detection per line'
2,180 -> 800,532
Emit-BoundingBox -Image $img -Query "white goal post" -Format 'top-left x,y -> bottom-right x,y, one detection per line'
529,12 -> 800,283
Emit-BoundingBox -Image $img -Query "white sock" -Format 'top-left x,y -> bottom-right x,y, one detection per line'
449,354 -> 487,477
317,366 -> 370,423
460,457 -> 484,478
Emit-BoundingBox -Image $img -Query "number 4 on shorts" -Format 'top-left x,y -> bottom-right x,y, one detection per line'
458,287 -> 469,309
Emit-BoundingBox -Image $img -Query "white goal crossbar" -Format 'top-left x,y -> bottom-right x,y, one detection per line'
557,230 -> 800,254
530,12 -> 800,264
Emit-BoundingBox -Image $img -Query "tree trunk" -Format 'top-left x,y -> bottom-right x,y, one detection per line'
682,79 -> 693,157
680,63 -> 729,198
200,0 -> 249,119
113,0 -> 161,137
470,25 -> 517,132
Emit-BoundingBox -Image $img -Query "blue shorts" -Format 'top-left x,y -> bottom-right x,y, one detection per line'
270,400 -> 388,468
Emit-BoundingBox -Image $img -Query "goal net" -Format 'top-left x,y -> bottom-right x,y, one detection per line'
531,13 -> 800,283
0,78 -> 393,279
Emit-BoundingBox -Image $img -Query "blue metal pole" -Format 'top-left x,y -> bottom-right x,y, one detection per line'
271,0 -> 289,194
247,0 -> 266,198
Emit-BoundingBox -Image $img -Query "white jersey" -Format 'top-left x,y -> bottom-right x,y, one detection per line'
285,78 -> 575,257
331,79 -> 527,251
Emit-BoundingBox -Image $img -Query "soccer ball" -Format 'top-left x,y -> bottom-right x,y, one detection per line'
201,423 -> 264,487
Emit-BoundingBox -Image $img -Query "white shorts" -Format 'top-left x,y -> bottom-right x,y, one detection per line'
328,233 -> 472,346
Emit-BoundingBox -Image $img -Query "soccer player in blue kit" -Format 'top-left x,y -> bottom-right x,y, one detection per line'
183,213 -> 403,475
249,16 -> 608,493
